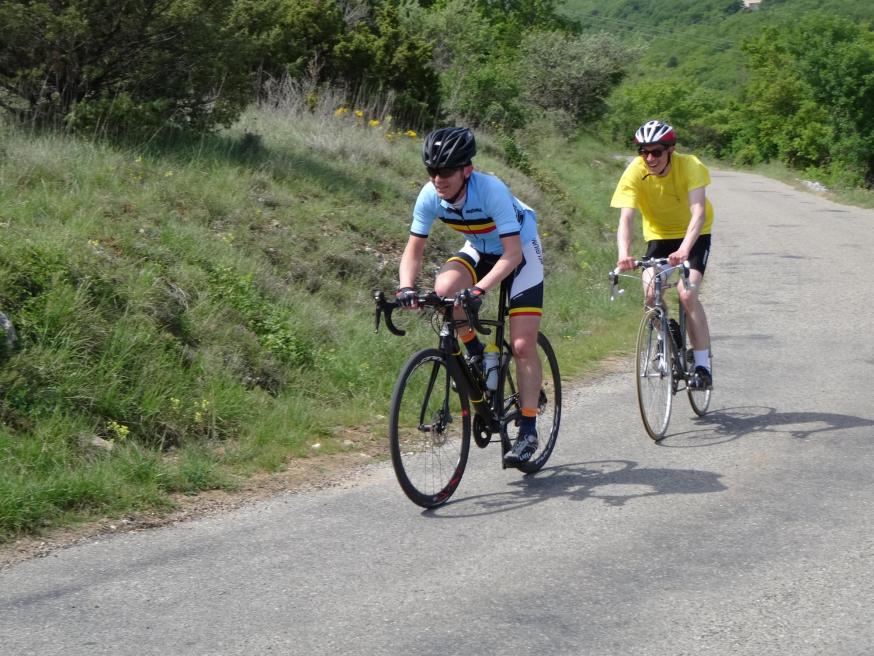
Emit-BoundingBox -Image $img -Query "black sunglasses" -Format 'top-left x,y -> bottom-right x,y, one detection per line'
638,147 -> 666,158
426,166 -> 462,178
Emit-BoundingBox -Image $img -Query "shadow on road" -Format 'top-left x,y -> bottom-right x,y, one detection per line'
660,405 -> 874,447
427,460 -> 725,518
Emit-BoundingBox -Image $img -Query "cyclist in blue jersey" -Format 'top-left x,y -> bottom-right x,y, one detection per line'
396,127 -> 545,464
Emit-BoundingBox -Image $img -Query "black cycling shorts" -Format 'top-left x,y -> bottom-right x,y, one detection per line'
645,234 -> 711,274
447,239 -> 544,318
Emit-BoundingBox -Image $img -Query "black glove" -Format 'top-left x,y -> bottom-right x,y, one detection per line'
458,286 -> 485,315
395,286 -> 418,308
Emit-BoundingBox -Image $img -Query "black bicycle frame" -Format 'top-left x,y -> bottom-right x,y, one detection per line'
442,279 -> 514,453
372,278 -> 516,455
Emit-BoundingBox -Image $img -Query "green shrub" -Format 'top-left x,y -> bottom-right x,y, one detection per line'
519,31 -> 635,122
0,0 -> 253,134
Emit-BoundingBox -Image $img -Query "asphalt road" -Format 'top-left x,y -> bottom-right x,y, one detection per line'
2,170 -> 874,656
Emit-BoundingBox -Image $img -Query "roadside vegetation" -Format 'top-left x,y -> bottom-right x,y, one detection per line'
1,0 -> 872,541
0,86 -> 642,541
564,0 -> 874,189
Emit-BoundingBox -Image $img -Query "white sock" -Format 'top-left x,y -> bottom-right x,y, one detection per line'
693,350 -> 710,371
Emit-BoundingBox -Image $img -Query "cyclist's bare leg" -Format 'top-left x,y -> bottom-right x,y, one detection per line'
678,270 -> 710,351
509,314 -> 543,410
434,261 -> 475,338
641,267 -> 658,308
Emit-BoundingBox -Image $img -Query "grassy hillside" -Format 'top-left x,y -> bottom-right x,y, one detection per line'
0,87 -> 642,541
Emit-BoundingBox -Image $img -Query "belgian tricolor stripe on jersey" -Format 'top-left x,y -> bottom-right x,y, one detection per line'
509,307 -> 542,317
441,216 -> 496,235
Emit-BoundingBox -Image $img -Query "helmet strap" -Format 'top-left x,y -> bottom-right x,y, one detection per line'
445,170 -> 471,205
656,152 -> 672,177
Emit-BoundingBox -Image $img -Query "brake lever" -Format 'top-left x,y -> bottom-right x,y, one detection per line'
681,260 -> 694,289
457,294 -> 491,336
373,291 -> 384,333
372,290 -> 407,336
609,269 -> 625,301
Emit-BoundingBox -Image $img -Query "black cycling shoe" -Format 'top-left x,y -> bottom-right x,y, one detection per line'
504,428 -> 538,465
690,366 -> 712,390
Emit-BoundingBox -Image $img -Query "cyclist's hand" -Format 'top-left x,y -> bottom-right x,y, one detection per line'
395,286 -> 419,309
457,286 -> 485,315
616,256 -> 637,272
668,250 -> 688,266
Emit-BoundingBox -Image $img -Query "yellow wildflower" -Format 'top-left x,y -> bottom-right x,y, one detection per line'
107,420 -> 129,441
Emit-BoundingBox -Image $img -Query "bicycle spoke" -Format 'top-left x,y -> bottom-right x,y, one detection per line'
687,350 -> 712,416
416,359 -> 443,429
507,332 -> 562,473
636,309 -> 673,440
389,349 -> 470,508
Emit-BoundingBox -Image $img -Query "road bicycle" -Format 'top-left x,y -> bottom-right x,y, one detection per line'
609,258 -> 712,441
373,278 -> 561,508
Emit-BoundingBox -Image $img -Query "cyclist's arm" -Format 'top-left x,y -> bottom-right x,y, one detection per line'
476,234 -> 523,293
669,186 -> 707,265
398,234 -> 427,288
616,207 -> 637,271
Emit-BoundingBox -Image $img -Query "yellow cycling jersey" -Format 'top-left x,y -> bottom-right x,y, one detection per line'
610,152 -> 714,241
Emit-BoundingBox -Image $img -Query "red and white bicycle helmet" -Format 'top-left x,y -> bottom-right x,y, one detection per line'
634,120 -> 676,146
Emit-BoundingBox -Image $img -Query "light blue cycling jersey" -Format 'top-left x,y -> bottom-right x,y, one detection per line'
410,171 -> 538,255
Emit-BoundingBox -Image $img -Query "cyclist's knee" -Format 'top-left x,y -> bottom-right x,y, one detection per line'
678,286 -> 701,309
435,262 -> 473,296
644,291 -> 657,308
511,333 -> 538,360
434,276 -> 466,297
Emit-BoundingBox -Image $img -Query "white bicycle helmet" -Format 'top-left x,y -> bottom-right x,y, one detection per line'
634,120 -> 676,146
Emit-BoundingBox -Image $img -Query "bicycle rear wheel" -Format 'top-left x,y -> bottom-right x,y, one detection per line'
636,308 -> 673,440
504,332 -> 561,473
687,349 -> 712,416
389,348 -> 471,508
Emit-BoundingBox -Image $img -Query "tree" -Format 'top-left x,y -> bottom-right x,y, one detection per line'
227,0 -> 345,81
0,0 -> 255,134
332,1 -> 440,124
737,14 -> 874,184
518,31 -> 633,123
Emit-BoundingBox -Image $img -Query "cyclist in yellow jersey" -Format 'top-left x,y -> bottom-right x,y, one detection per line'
611,120 -> 713,389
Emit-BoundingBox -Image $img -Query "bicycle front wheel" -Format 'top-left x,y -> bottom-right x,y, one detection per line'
389,348 -> 471,508
505,332 -> 561,474
687,349 -> 712,416
636,309 -> 673,440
